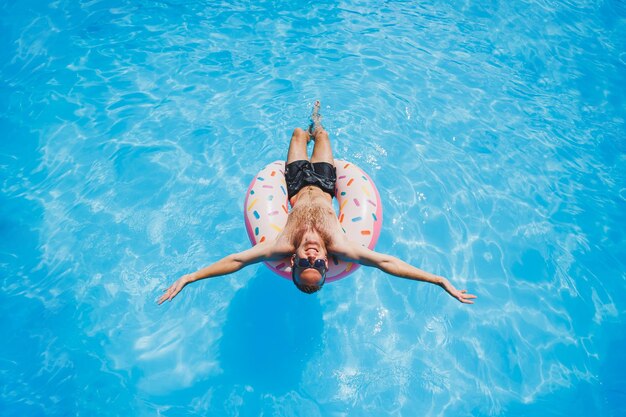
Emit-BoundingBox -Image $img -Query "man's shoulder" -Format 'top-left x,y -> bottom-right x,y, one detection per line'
327,229 -> 351,251
269,235 -> 294,256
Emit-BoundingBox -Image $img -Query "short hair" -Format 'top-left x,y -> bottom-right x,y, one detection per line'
293,279 -> 322,294
291,268 -> 324,294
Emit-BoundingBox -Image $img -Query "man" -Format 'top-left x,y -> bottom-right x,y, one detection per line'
158,102 -> 476,304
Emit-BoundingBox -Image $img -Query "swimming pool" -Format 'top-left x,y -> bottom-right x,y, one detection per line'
1,0 -> 625,415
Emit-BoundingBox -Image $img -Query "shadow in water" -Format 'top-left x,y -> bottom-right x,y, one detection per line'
218,269 -> 324,394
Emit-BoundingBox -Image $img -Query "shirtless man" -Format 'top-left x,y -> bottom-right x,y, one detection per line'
158,102 -> 476,304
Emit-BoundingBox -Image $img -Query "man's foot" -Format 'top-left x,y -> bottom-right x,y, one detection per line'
308,100 -> 323,138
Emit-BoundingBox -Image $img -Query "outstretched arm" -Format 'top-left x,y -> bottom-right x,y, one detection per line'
334,240 -> 477,304
158,241 -> 285,304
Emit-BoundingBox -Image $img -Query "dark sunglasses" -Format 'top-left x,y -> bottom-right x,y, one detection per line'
293,256 -> 328,279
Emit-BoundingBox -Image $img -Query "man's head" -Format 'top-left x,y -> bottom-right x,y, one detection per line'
290,227 -> 330,293
291,254 -> 328,293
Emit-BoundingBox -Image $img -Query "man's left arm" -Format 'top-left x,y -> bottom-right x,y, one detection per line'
334,240 -> 477,304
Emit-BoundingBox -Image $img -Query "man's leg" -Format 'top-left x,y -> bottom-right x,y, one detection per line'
310,127 -> 334,165
309,101 -> 333,165
308,100 -> 322,136
286,127 -> 310,165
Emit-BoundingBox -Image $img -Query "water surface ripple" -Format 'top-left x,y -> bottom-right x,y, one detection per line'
1,0 -> 625,416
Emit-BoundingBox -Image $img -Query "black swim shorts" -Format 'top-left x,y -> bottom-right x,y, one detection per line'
285,160 -> 337,200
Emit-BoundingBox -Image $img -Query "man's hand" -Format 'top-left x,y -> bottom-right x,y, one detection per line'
158,274 -> 192,305
441,280 -> 477,304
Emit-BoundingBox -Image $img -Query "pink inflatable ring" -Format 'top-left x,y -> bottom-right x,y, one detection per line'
244,160 -> 383,282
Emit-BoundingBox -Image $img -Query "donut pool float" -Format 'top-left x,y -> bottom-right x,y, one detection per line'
244,160 -> 382,282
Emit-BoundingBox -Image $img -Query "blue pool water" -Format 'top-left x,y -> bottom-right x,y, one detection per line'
1,0 -> 625,416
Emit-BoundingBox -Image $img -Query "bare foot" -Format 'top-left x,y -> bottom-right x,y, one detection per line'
308,100 -> 323,138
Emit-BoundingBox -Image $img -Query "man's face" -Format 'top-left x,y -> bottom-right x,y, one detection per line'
291,254 -> 328,288
292,229 -> 329,289
295,229 -> 327,261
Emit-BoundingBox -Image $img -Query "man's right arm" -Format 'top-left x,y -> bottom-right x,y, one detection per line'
158,241 -> 286,304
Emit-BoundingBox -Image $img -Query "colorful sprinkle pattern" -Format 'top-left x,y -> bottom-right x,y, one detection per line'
244,160 -> 383,282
